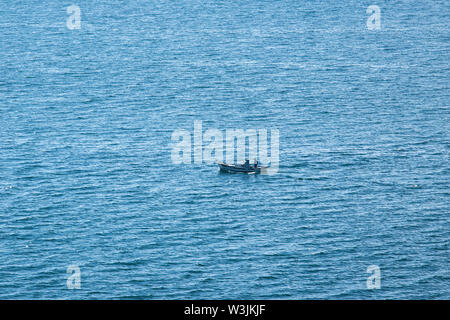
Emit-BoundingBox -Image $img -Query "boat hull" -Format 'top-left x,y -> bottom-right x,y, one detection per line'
218,162 -> 261,174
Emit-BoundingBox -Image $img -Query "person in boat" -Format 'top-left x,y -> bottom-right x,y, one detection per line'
254,160 -> 258,168
243,159 -> 250,169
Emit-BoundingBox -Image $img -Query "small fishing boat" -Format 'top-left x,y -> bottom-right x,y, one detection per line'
217,160 -> 262,174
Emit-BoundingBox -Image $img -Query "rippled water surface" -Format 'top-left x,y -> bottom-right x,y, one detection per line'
0,0 -> 449,299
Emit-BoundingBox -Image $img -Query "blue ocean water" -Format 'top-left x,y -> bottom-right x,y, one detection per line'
0,0 -> 449,299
